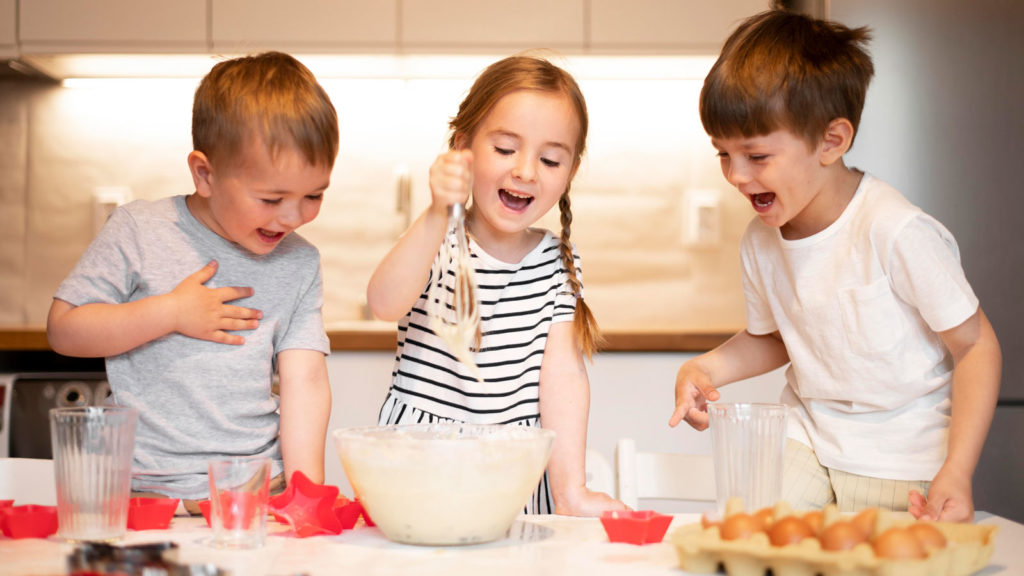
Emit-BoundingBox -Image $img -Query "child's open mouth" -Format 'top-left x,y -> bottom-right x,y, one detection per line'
750,192 -> 776,212
499,189 -> 534,212
258,229 -> 285,242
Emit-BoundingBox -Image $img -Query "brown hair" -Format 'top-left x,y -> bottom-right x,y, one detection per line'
450,55 -> 603,358
192,51 -> 339,169
700,10 -> 874,148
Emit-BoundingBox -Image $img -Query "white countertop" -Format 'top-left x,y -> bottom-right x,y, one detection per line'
1,512 -> 1021,576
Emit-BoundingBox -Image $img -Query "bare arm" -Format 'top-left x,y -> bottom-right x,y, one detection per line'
366,150 -> 472,321
46,261 -> 261,357
277,348 -> 332,484
539,322 -> 627,516
669,329 -> 789,430
910,307 -> 1001,522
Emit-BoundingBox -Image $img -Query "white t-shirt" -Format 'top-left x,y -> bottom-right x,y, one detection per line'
741,173 -> 978,480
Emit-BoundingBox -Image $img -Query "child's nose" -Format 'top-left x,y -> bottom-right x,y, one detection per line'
277,202 -> 304,228
724,161 -> 750,186
512,157 -> 537,183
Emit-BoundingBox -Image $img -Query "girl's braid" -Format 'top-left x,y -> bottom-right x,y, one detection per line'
558,191 -> 603,359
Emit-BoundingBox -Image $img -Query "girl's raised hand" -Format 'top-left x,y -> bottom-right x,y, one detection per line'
428,149 -> 473,216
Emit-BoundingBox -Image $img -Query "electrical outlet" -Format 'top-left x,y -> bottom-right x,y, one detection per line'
92,187 -> 131,236
682,188 -> 721,247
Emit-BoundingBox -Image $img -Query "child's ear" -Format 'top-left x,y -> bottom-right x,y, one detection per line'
187,151 -> 215,197
819,118 -> 855,166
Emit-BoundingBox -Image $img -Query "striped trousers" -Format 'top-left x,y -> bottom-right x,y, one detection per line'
782,438 -> 931,512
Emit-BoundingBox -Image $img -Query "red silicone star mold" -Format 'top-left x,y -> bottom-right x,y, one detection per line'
268,471 -> 342,538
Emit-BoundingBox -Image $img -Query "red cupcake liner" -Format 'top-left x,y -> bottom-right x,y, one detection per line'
334,499 -> 375,529
127,497 -> 180,531
0,504 -> 59,539
197,499 -> 213,527
600,510 -> 673,545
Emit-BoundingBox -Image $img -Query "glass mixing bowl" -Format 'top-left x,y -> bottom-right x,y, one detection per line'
333,423 -> 555,545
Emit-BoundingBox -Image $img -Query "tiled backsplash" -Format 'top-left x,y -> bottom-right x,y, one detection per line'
0,56 -> 750,331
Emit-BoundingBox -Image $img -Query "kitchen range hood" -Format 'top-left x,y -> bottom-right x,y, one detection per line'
0,57 -> 56,80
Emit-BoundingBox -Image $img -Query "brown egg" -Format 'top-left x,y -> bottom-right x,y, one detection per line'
872,527 -> 927,560
819,520 -> 867,551
802,510 -> 823,534
720,513 -> 761,541
768,516 -> 815,547
753,507 -> 774,531
907,522 -> 948,549
851,507 -> 879,537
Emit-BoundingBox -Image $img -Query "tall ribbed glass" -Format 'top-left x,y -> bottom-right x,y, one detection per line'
49,406 -> 137,541
708,402 -> 787,513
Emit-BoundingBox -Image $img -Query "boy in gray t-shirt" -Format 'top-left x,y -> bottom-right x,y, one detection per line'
47,52 -> 340,506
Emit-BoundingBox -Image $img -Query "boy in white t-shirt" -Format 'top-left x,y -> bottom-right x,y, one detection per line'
669,10 -> 1002,522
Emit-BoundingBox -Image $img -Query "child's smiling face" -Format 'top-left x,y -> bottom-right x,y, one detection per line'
189,134 -> 331,255
463,89 -> 580,240
712,129 -> 836,240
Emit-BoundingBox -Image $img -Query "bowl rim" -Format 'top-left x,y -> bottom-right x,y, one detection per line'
332,423 -> 556,444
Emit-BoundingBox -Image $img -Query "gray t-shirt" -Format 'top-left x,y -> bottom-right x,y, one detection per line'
54,195 -> 330,499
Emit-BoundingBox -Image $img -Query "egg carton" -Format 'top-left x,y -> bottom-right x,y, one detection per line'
670,502 -> 998,576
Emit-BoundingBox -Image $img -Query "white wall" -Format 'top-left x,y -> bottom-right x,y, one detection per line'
323,350 -> 787,513
0,57 -> 751,332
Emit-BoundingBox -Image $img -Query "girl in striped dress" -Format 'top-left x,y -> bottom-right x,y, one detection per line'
366,55 -> 626,516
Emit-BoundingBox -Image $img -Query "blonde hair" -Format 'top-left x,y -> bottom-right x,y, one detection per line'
192,51 -> 339,169
700,10 -> 874,148
449,55 -> 603,358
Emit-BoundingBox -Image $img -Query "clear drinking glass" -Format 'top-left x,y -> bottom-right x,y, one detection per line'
207,457 -> 271,549
50,406 -> 138,542
708,402 -> 787,513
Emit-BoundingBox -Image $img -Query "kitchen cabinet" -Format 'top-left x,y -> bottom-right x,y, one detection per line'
18,0 -> 207,53
0,0 -> 15,58
400,0 -> 585,52
589,0 -> 769,52
12,0 -> 767,58
211,0 -> 396,53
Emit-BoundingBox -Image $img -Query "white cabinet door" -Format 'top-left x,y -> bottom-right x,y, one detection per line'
401,0 -> 585,52
18,0 -> 207,52
589,0 -> 769,53
212,0 -> 397,53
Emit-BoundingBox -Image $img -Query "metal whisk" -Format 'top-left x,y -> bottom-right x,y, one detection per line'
428,202 -> 482,381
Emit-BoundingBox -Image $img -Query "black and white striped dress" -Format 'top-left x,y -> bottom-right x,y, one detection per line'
378,230 -> 581,515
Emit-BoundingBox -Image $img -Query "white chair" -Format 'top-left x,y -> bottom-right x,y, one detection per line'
585,449 -> 615,496
0,457 -> 57,505
615,438 -> 716,510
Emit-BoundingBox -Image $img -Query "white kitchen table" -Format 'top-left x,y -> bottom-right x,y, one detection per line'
1,512 -> 1021,576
